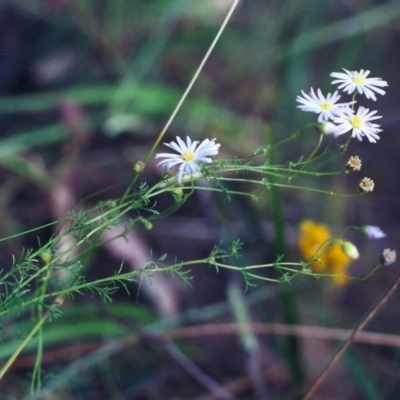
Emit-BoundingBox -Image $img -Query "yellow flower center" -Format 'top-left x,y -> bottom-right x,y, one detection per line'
352,75 -> 365,85
182,150 -> 195,161
350,115 -> 362,129
386,251 -> 396,263
321,102 -> 332,110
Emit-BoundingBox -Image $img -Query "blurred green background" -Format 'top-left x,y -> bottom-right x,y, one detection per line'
1,0 -> 400,399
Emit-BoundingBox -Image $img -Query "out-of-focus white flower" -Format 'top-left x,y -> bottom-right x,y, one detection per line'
333,106 -> 382,143
361,225 -> 386,239
330,69 -> 388,101
381,248 -> 396,266
296,88 -> 350,122
156,136 -> 220,183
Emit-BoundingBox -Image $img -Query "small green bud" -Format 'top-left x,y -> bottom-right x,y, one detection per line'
318,122 -> 338,136
41,251 -> 52,264
341,241 -> 359,259
138,217 -> 153,230
133,160 -> 145,173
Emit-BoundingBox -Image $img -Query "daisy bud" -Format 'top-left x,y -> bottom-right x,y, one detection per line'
41,251 -> 52,265
341,241 -> 360,259
138,217 -> 153,230
133,160 -> 145,173
361,225 -> 386,239
172,187 -> 184,202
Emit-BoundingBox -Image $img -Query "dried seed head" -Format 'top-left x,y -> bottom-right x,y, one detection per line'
133,160 -> 145,173
346,155 -> 362,172
359,177 -> 374,193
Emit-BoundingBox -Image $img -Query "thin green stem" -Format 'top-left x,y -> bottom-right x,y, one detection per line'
15,201 -> 135,292
0,303 -> 55,381
0,220 -> 59,244
266,125 -> 304,387
30,266 -> 51,395
300,132 -> 325,170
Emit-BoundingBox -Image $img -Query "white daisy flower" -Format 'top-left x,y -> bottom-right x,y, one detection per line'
381,248 -> 396,266
156,136 -> 220,183
330,69 -> 388,101
296,88 -> 350,122
333,106 -> 382,143
361,225 -> 386,239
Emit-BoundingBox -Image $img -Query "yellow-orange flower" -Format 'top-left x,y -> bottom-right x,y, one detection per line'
298,219 -> 353,285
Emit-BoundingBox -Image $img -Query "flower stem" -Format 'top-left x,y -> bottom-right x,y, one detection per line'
266,125 -> 304,387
